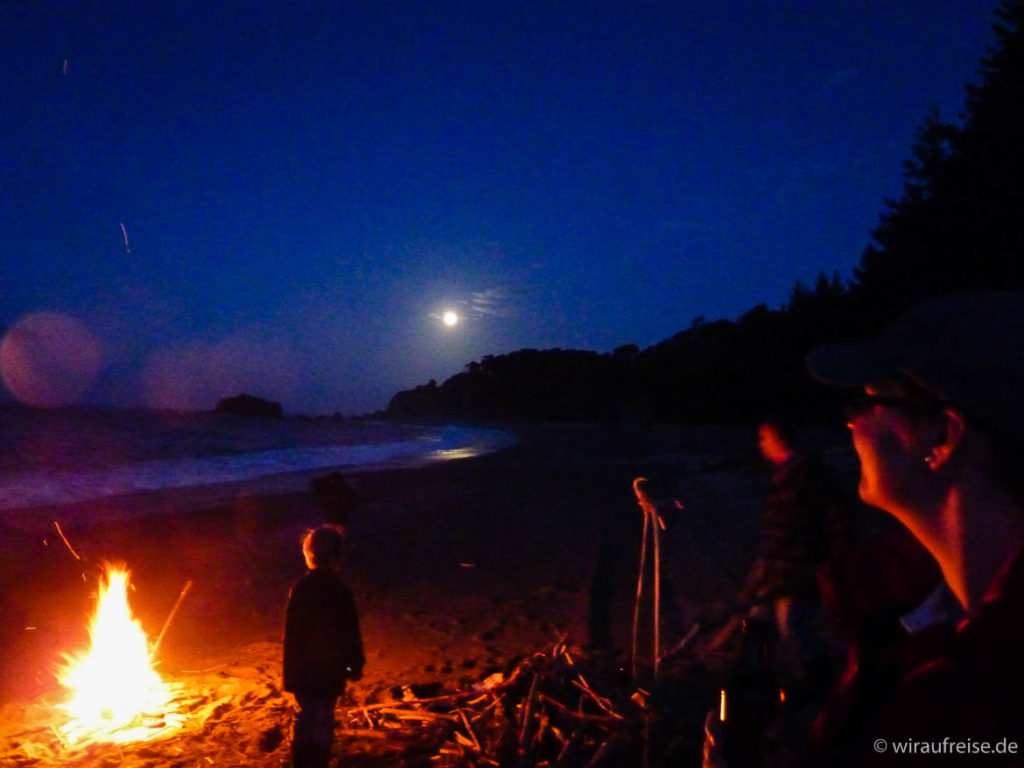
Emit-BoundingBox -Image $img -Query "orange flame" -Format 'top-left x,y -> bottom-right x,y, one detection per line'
57,564 -> 180,744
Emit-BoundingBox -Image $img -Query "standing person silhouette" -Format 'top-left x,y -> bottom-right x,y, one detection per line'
284,526 -> 364,768
742,418 -> 854,695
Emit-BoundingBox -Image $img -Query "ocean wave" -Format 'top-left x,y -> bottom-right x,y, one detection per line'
0,409 -> 512,510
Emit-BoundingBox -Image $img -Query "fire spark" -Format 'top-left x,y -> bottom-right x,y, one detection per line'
57,564 -> 183,745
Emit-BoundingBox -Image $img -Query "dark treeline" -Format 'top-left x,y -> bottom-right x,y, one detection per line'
385,0 -> 1024,426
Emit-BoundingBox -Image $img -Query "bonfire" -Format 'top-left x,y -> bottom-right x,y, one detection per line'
56,563 -> 184,745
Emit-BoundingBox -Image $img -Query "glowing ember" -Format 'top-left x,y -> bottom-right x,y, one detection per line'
57,564 -> 181,744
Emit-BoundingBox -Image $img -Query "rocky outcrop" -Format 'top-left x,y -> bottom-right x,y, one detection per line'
213,393 -> 283,418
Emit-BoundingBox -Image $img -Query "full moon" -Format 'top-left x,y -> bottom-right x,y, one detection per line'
442,311 -> 459,327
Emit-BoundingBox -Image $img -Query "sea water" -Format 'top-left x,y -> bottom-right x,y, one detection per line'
0,404 -> 512,511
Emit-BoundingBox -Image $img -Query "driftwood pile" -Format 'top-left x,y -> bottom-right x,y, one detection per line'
333,642 -> 646,767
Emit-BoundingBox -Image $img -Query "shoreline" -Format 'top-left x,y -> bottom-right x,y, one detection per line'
0,422 -> 826,766
0,422 -> 518,518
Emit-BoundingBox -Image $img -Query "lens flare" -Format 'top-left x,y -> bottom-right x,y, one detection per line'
0,312 -> 101,407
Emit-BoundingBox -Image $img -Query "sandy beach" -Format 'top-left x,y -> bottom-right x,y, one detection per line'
0,422 -> 863,767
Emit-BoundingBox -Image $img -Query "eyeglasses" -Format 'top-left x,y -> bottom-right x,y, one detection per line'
843,393 -> 944,421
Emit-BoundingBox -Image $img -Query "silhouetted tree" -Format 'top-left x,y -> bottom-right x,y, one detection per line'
854,0 -> 1024,327
384,2 -> 1022,427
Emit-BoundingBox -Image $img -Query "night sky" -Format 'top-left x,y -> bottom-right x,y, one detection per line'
2,2 -> 1000,415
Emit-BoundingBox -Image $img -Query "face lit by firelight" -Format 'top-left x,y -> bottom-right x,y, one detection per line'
757,424 -> 791,466
846,384 -> 937,523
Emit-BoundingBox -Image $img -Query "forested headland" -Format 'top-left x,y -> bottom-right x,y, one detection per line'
385,1 -> 1024,426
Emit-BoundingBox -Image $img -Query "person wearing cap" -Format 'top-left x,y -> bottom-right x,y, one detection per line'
705,292 -> 1023,768
805,291 -> 1024,765
284,525 -> 365,768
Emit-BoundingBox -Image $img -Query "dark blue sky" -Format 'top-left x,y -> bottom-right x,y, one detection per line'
1,1 -> 1000,414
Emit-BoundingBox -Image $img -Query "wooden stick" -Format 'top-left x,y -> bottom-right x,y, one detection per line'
631,477 -> 651,680
557,730 -> 579,762
650,491 -> 661,680
152,580 -> 193,658
377,707 -> 457,722
537,694 -> 622,725
518,670 -> 541,746
585,737 -> 614,768
632,477 -> 663,680
660,620 -> 703,662
53,521 -> 82,561
457,707 -> 483,753
478,693 -> 503,715
351,684 -> 512,713
570,680 -> 623,719
454,731 -> 477,749
336,728 -> 394,739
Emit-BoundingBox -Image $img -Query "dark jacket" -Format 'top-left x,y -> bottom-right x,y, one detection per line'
868,546 -> 1024,766
804,539 -> 1024,766
283,568 -> 364,696
800,526 -> 957,768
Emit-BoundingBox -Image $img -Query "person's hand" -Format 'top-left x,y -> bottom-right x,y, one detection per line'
702,710 -> 731,768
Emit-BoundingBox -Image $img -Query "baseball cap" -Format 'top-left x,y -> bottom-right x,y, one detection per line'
805,291 -> 1024,437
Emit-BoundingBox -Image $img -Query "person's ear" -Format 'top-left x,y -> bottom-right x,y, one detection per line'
924,408 -> 967,470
